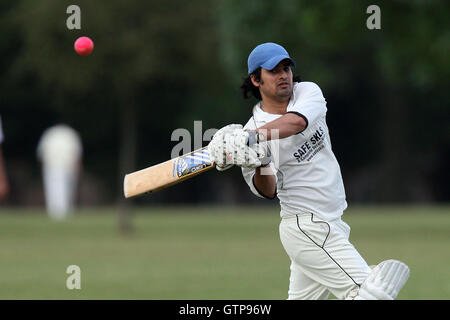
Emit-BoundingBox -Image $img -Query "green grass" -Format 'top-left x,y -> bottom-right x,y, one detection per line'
0,205 -> 448,299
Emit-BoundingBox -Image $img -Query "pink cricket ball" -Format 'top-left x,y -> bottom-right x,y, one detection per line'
74,36 -> 94,56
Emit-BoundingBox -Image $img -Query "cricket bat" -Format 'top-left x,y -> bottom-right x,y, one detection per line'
123,147 -> 214,198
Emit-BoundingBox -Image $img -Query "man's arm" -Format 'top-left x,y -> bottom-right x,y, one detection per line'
251,113 -> 306,198
252,165 -> 277,199
256,112 -> 307,140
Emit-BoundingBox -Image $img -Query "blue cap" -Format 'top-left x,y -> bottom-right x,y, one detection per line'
247,42 -> 296,75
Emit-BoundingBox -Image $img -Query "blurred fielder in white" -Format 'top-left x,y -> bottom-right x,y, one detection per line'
0,115 -> 10,202
37,124 -> 82,219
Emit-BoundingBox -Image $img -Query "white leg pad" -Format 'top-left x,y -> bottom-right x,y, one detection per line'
354,259 -> 410,300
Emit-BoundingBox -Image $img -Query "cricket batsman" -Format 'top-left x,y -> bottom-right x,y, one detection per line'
208,42 -> 410,299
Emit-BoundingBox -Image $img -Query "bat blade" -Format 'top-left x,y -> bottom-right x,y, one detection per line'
123,147 -> 214,198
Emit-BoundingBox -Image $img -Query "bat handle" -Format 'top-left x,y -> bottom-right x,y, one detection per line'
246,130 -> 263,146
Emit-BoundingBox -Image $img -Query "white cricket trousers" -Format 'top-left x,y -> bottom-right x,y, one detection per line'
42,166 -> 77,220
279,212 -> 371,300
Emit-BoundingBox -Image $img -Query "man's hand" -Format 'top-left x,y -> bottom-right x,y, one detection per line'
208,127 -> 268,170
246,131 -> 271,166
208,124 -> 243,171
0,179 -> 9,201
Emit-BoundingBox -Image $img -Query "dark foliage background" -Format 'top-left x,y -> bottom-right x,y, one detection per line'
1,0 -> 448,207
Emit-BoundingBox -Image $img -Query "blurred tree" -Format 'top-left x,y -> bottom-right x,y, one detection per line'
1,0 -> 448,207
216,0 -> 449,202
5,0 -> 223,226
371,1 -> 450,201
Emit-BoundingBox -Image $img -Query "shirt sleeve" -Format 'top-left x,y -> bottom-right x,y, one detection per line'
287,82 -> 327,130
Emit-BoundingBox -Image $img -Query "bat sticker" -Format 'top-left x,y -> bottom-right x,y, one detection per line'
173,149 -> 212,178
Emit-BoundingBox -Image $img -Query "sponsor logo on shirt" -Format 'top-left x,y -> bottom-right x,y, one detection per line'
293,126 -> 325,163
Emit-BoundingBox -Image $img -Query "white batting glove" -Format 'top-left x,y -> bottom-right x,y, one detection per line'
208,137 -> 232,171
246,131 -> 271,166
213,124 -> 243,138
222,129 -> 262,168
209,129 -> 261,169
208,126 -> 271,170
208,124 -> 243,171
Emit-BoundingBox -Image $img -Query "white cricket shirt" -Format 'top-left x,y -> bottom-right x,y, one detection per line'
37,124 -> 82,170
242,82 -> 347,221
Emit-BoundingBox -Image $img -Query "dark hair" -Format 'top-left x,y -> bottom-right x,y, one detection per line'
240,66 -> 301,101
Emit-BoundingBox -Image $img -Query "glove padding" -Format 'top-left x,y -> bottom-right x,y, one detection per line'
209,124 -> 243,171
208,128 -> 269,169
246,131 -> 271,166
213,124 -> 243,138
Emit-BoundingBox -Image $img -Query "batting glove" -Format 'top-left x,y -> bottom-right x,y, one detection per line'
246,131 -> 271,166
208,124 -> 243,171
222,129 -> 262,168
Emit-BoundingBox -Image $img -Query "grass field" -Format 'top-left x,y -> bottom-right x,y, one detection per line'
0,205 -> 449,300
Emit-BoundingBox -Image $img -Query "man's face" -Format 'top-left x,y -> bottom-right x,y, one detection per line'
251,60 -> 294,102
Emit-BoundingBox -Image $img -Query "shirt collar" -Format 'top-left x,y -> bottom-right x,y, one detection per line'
252,83 -> 298,122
